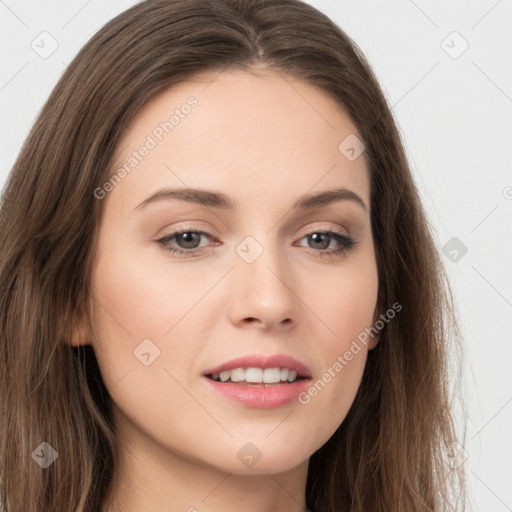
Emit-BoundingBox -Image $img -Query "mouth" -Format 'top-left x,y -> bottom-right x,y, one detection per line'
202,354 -> 312,408
205,367 -> 309,386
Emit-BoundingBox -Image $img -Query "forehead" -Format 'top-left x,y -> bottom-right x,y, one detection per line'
107,68 -> 370,216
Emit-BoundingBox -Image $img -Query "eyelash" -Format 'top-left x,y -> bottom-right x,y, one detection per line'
155,225 -> 357,260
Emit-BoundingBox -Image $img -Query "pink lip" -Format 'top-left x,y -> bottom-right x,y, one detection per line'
203,377 -> 310,408
202,353 -> 311,378
202,353 -> 312,409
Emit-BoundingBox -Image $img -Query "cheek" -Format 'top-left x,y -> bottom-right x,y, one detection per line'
89,236 -> 210,344
88,243 -> 215,448
88,235 -> 228,406
305,254 -> 378,347
88,241 -> 190,388
299,255 -> 378,409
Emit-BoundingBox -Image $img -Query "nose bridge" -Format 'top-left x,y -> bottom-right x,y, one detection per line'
230,231 -> 298,324
237,231 -> 294,290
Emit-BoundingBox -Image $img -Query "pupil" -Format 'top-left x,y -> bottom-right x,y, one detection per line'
178,232 -> 200,248
310,233 -> 329,249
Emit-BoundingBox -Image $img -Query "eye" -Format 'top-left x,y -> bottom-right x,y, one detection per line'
155,225 -> 216,257
295,230 -> 357,259
155,226 -> 357,259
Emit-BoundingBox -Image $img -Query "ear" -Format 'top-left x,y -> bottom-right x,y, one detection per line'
367,309 -> 382,350
69,324 -> 90,347
367,332 -> 380,350
68,305 -> 92,347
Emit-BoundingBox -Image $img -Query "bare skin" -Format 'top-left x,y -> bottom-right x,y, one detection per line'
73,67 -> 380,512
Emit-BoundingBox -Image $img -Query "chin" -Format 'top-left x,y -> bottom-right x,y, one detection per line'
204,443 -> 310,476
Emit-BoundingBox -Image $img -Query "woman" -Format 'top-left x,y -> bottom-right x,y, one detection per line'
0,0 -> 467,510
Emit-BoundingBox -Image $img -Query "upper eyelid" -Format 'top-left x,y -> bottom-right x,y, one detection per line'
159,226 -> 348,238
159,220 -> 351,237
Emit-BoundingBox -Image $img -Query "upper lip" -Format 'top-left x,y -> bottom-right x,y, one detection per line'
203,354 -> 311,378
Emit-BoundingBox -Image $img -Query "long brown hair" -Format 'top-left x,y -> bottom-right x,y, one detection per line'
0,0 -> 467,510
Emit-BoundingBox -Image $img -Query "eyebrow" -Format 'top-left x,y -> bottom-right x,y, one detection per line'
133,186 -> 367,212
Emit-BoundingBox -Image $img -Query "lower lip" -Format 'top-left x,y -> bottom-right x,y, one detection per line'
203,376 -> 310,408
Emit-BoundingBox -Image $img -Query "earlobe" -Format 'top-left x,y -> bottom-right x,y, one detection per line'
69,327 -> 90,347
367,332 -> 380,350
367,309 -> 383,350
67,308 -> 92,347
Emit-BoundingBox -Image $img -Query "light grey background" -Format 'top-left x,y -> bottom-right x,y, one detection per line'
1,1 -> 511,510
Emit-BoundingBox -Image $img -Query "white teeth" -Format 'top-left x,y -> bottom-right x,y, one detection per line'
287,370 -> 297,382
230,368 -> 245,382
210,367 -> 302,384
262,367 -> 281,383
245,367 -> 263,383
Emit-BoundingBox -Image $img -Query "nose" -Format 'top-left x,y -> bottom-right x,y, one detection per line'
227,238 -> 299,331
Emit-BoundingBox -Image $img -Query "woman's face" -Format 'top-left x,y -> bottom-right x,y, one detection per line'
84,68 -> 379,475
